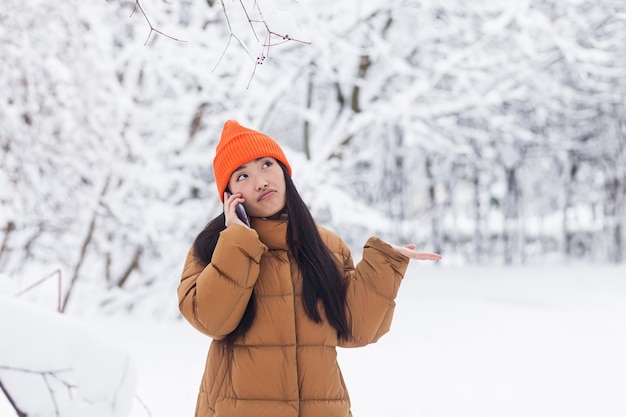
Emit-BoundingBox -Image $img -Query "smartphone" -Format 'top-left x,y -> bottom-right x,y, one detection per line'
227,192 -> 251,227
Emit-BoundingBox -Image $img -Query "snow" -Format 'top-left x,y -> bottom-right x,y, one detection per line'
0,294 -> 137,417
4,263 -> 624,417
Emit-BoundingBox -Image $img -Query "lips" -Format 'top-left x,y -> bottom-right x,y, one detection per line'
258,190 -> 276,201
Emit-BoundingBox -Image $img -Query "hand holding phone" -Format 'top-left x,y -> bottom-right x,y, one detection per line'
226,192 -> 251,227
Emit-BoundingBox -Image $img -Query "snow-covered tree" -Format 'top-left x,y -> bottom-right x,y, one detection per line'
1,0 -> 625,318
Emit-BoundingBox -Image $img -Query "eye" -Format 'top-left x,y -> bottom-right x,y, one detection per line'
262,160 -> 273,169
236,173 -> 248,181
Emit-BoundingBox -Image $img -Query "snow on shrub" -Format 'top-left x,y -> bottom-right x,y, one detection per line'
0,292 -> 137,417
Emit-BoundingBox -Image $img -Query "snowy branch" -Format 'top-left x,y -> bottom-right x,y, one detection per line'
3,0 -> 626,316
0,294 -> 137,417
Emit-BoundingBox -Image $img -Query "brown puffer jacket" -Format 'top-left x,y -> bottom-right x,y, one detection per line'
178,218 -> 409,417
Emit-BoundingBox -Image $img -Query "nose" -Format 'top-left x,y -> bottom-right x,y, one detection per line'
255,177 -> 268,190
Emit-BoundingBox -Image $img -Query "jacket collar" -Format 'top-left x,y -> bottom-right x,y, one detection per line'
250,218 -> 288,251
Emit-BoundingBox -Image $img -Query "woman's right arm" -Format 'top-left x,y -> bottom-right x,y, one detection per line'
177,225 -> 267,339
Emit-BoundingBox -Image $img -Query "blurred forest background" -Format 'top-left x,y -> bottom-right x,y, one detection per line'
1,0 -> 625,317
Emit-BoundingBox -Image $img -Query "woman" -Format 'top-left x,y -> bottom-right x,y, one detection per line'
178,120 -> 441,417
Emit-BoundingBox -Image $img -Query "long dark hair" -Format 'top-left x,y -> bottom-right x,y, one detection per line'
192,161 -> 352,345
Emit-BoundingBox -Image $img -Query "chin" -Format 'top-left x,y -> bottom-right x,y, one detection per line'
256,205 -> 286,219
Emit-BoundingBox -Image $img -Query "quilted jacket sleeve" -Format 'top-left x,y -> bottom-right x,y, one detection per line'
337,236 -> 409,347
177,224 -> 268,340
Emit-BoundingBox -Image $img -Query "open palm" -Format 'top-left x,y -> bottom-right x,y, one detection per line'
389,243 -> 442,261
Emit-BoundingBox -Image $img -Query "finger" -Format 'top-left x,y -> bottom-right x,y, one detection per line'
225,192 -> 242,203
224,193 -> 242,227
224,193 -> 244,209
416,253 -> 442,260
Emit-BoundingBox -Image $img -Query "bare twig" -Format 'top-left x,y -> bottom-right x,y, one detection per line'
253,2 -> 311,62
0,366 -> 74,417
134,393 -> 154,417
213,33 -> 255,72
247,59 -> 260,89
0,378 -> 27,417
42,373 -> 62,417
129,0 -> 187,45
238,0 -> 261,43
115,246 -> 143,288
246,27 -> 311,88
0,220 -> 15,261
15,269 -> 63,313
62,177 -> 110,313
213,0 -> 256,72
215,0 -> 311,88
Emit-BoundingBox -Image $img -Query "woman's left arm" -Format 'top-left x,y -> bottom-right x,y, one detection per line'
338,237 -> 439,347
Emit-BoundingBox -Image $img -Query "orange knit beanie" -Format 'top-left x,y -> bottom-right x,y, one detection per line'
213,120 -> 292,202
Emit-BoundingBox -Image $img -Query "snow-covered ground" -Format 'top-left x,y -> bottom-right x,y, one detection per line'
3,263 -> 626,417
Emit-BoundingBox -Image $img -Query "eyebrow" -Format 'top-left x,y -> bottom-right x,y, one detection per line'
233,157 -> 266,173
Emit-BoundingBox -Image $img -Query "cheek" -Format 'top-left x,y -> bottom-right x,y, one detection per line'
230,182 -> 254,200
227,184 -> 242,199
271,169 -> 286,188
227,177 -> 238,193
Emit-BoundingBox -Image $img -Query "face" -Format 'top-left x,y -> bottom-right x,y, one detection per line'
227,157 -> 286,218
